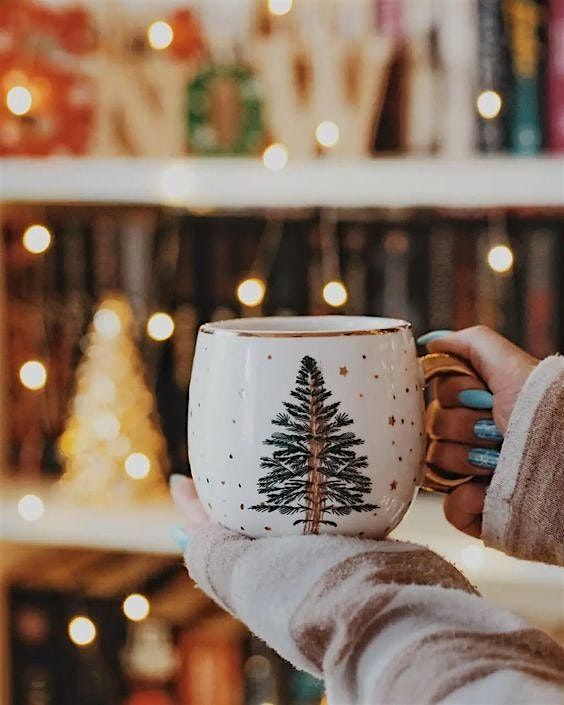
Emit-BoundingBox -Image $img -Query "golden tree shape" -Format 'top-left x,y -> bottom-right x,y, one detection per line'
59,295 -> 168,505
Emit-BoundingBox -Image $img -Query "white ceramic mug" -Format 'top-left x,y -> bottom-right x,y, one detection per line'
188,316 -> 474,538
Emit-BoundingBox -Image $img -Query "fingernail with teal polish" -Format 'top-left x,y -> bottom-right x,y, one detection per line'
171,526 -> 191,552
416,330 -> 453,345
459,389 -> 494,410
468,447 -> 500,470
169,473 -> 187,489
474,419 -> 503,442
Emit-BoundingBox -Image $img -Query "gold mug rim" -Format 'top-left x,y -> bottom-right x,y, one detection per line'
200,315 -> 412,339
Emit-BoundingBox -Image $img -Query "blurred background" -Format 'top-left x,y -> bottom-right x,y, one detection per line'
0,0 -> 563,703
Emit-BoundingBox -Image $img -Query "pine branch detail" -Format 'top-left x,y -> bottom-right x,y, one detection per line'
251,355 -> 378,534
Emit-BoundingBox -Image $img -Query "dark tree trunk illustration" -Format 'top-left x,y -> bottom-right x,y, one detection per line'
251,355 -> 378,534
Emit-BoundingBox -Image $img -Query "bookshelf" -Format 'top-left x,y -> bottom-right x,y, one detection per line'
1,156 -> 563,209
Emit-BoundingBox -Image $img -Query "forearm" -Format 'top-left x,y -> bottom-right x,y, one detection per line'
483,355 -> 564,565
186,526 -> 564,705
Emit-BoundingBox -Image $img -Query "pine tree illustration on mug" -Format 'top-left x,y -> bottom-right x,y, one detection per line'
251,355 -> 378,534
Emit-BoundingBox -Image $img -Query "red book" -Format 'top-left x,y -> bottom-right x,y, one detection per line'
547,0 -> 564,152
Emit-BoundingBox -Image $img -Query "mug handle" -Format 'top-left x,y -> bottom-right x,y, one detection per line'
419,352 -> 481,493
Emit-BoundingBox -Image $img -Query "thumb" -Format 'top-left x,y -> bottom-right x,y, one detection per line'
426,326 -> 536,394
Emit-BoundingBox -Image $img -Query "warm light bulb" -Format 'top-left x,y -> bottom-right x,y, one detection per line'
315,120 -> 340,148
147,312 -> 175,341
487,244 -> 514,273
124,452 -> 151,480
17,494 -> 44,522
68,616 -> 96,646
323,281 -> 348,307
147,20 -> 174,50
237,278 -> 266,307
19,360 -> 47,390
6,86 -> 32,116
262,143 -> 288,171
123,593 -> 150,622
92,412 -> 120,441
268,0 -> 293,15
22,224 -> 52,254
93,308 -> 121,339
476,90 -> 502,119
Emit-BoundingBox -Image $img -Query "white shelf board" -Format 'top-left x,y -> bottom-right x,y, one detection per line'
1,481 -> 562,596
1,156 -> 563,208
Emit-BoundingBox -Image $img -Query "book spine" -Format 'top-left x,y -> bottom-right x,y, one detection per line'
477,0 -> 507,152
547,0 -> 564,152
524,227 -> 558,357
504,0 -> 543,154
427,227 -> 455,330
437,0 -> 478,156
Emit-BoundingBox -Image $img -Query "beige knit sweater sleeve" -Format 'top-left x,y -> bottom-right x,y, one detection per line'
185,527 -> 564,705
482,355 -> 564,565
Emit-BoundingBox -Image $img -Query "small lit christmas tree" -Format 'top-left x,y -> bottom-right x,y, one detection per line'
59,295 -> 168,504
251,355 -> 378,534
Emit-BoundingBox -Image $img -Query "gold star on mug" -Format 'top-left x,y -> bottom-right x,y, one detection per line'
339,366 -> 349,376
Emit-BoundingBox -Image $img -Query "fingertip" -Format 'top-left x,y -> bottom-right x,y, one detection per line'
444,482 -> 486,536
417,330 -> 454,346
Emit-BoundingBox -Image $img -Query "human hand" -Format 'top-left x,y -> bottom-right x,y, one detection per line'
169,474 -> 211,550
418,326 -> 538,537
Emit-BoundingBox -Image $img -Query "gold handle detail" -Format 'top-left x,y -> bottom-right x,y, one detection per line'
420,353 -> 479,493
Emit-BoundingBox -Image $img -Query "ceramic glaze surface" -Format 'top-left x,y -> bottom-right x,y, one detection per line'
188,316 -> 426,538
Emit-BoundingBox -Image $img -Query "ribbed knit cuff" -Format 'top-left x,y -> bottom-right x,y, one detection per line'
482,355 -> 564,562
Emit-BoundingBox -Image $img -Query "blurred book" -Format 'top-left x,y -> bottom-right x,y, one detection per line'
477,0 -> 508,152
547,0 -> 564,152
505,0 -> 544,154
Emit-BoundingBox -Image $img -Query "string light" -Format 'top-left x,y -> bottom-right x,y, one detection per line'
123,593 -> 150,622
92,412 -> 120,441
17,494 -> 44,522
487,244 -> 514,273
93,308 -> 122,339
68,616 -> 96,646
6,86 -> 32,116
315,120 -> 340,148
124,452 -> 151,480
262,143 -> 288,172
147,20 -> 174,50
147,312 -> 175,341
476,90 -> 502,119
19,360 -> 47,390
22,224 -> 52,254
268,0 -> 293,15
323,281 -> 348,307
237,278 -> 266,307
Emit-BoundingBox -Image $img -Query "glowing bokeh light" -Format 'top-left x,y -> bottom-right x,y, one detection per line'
147,20 -> 174,50
262,143 -> 288,172
315,120 -> 340,148
236,278 -> 266,307
68,616 -> 96,646
124,452 -> 151,479
476,90 -> 502,119
147,312 -> 175,341
487,244 -> 514,273
23,224 -> 52,254
6,86 -> 32,115
17,494 -> 44,522
19,360 -> 47,390
123,593 -> 150,621
322,280 -> 348,307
